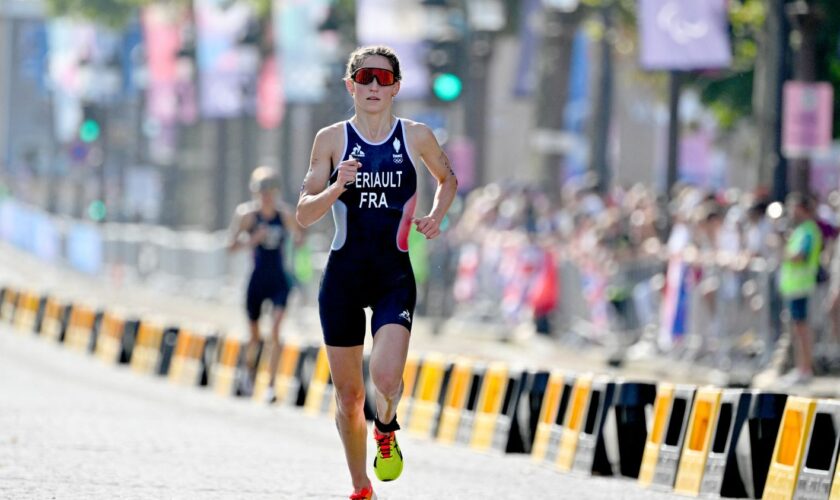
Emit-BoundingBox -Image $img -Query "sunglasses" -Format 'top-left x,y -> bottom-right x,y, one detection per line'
351,67 -> 397,86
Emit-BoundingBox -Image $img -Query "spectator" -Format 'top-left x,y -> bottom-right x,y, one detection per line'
778,192 -> 822,386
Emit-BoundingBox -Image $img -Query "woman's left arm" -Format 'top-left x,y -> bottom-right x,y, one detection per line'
410,123 -> 458,240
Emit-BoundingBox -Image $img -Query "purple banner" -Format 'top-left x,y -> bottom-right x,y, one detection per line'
638,0 -> 731,70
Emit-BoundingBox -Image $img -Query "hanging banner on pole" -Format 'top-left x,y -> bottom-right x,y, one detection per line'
637,0 -> 732,70
274,0 -> 336,104
782,81 -> 834,159
194,0 -> 254,118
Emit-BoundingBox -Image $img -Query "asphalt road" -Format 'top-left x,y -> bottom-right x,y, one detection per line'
0,326 -> 679,499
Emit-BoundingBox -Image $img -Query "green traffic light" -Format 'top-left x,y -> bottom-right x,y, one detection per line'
433,73 -> 463,102
87,200 -> 107,221
80,119 -> 101,143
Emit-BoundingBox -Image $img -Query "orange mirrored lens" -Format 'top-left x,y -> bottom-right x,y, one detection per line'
351,68 -> 396,86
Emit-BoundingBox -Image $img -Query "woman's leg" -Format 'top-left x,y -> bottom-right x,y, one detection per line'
369,324 -> 410,425
267,307 -> 285,387
326,345 -> 370,491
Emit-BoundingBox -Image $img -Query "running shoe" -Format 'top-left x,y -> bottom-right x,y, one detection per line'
264,386 -> 277,404
349,485 -> 376,499
372,427 -> 403,481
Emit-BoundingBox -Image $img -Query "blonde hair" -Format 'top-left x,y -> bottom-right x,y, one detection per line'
249,166 -> 280,193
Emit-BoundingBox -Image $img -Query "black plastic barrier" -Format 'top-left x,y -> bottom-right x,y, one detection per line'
200,334 -> 219,387
155,327 -> 180,377
506,370 -> 550,455
119,319 -> 141,364
733,392 -> 788,498
601,381 -> 657,479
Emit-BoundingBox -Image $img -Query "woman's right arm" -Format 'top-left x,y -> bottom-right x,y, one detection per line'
296,126 -> 360,227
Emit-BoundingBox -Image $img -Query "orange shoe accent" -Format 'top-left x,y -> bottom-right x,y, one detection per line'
349,486 -> 376,500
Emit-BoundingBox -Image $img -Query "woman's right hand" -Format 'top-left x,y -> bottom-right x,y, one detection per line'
334,158 -> 362,193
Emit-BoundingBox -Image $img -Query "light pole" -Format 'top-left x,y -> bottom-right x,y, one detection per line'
588,1 -> 614,194
464,0 -> 504,189
533,0 -> 584,198
785,0 -> 822,196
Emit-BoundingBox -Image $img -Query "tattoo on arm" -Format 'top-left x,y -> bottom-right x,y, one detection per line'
439,149 -> 455,177
300,168 -> 313,194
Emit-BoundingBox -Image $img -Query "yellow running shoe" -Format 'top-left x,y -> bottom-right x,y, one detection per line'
372,427 -> 403,481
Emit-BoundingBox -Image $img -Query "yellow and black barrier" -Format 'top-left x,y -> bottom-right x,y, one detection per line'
434,357 -> 473,444
407,353 -> 448,439
252,339 -> 304,406
793,399 -> 840,499
93,311 -> 130,365
763,396 -> 817,499
570,376 -> 616,475
40,297 -> 70,343
395,353 -> 421,428
168,328 -> 207,387
212,335 -> 245,397
0,286 -> 18,323
697,389 -> 754,497
303,345 -> 335,416
638,383 -> 696,490
13,290 -> 42,334
63,304 -> 98,353
556,373 -> 595,471
130,319 -> 166,376
531,370 -> 572,463
673,386 -> 724,495
469,362 -> 520,452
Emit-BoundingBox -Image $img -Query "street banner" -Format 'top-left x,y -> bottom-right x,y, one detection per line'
274,0 -> 336,103
142,4 -> 196,163
638,0 -> 732,70
782,81 -> 834,159
194,0 -> 254,117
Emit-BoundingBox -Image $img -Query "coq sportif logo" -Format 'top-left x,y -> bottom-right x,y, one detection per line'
392,137 -> 404,164
351,143 -> 366,159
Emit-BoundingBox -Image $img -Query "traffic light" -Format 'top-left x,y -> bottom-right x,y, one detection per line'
432,73 -> 463,102
426,38 -> 464,102
79,105 -> 102,143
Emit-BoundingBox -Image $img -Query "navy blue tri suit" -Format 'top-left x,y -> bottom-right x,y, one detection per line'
319,119 -> 418,347
246,210 -> 291,322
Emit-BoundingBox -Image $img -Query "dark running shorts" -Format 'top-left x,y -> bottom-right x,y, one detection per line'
246,270 -> 290,321
318,251 -> 416,347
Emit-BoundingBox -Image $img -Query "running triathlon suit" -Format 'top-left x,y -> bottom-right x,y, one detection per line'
246,210 -> 291,321
319,119 -> 418,347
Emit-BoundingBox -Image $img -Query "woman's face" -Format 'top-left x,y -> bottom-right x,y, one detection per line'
258,189 -> 277,208
346,55 -> 400,113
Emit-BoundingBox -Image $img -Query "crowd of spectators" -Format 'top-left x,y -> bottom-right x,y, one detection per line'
443,177 -> 840,378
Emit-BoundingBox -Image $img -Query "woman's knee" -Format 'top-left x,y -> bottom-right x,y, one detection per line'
334,384 -> 366,415
370,369 -> 402,399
